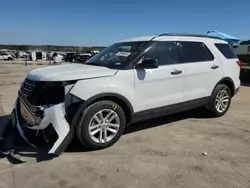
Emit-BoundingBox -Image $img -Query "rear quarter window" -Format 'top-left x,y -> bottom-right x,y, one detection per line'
214,43 -> 237,59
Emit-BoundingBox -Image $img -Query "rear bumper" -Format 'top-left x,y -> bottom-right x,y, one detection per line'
12,99 -> 74,155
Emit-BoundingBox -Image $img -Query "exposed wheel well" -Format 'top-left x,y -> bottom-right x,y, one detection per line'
218,79 -> 235,96
90,96 -> 132,124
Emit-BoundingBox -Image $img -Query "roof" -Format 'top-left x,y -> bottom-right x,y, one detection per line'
119,33 -> 225,43
158,33 -> 221,39
118,36 -> 155,42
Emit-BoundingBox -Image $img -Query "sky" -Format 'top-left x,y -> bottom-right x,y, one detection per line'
0,0 -> 249,46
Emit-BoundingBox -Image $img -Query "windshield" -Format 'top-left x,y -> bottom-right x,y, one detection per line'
86,41 -> 150,69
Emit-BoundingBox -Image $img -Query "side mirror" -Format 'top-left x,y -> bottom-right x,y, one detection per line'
136,58 -> 159,69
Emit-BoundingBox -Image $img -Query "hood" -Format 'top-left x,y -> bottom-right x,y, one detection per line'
27,64 -> 118,81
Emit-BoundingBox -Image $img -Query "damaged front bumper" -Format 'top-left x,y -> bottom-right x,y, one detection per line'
11,95 -> 74,155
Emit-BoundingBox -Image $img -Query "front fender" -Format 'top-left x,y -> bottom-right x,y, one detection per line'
69,73 -> 136,111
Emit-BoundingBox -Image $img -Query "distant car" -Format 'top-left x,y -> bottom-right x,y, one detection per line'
87,50 -> 100,57
235,40 -> 250,64
236,40 -> 250,55
59,53 -> 66,60
21,54 -> 28,58
65,52 -> 76,62
52,52 -> 63,58
0,52 -> 14,60
75,53 -> 92,63
52,53 -> 63,63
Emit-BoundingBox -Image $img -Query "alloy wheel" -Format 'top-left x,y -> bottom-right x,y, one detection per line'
215,90 -> 230,113
88,109 -> 120,143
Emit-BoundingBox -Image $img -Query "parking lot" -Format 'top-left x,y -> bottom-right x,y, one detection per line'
0,63 -> 250,188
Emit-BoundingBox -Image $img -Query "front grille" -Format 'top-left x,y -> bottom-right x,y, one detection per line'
28,82 -> 65,106
20,79 -> 65,106
20,79 -> 37,96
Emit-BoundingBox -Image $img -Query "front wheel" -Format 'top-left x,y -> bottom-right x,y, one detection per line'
76,101 -> 126,150
207,84 -> 232,117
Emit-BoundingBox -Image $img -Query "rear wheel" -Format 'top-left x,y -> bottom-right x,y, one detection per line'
76,101 -> 126,150
207,84 -> 231,117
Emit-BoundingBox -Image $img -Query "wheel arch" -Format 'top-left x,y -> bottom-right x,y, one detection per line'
70,93 -> 134,127
215,77 -> 235,96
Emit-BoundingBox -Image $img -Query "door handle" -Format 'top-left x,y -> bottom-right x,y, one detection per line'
171,69 -> 182,75
211,65 -> 219,69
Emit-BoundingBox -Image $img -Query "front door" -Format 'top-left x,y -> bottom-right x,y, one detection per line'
134,41 -> 185,112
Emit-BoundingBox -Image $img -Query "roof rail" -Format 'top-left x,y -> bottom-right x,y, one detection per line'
157,33 -> 221,40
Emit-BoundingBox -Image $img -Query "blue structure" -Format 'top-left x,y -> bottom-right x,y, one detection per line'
207,30 -> 240,43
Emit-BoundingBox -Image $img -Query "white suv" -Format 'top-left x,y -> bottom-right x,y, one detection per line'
11,34 -> 241,155
0,52 -> 14,60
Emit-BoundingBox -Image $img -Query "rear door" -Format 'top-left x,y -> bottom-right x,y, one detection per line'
134,41 -> 185,112
178,41 -> 223,101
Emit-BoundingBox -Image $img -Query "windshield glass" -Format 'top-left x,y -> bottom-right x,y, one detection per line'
86,41 -> 150,69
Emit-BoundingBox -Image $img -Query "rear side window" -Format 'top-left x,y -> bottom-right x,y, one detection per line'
214,43 -> 237,59
178,42 -> 214,63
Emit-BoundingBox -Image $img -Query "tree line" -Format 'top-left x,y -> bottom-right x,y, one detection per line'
0,44 -> 106,52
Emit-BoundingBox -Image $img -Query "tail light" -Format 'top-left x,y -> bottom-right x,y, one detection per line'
236,60 -> 242,68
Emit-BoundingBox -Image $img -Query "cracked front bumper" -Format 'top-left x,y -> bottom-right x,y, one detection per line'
12,98 -> 74,155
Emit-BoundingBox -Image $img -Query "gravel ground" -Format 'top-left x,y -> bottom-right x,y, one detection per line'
0,63 -> 250,188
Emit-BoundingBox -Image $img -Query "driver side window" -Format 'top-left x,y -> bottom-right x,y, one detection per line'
143,41 -> 179,66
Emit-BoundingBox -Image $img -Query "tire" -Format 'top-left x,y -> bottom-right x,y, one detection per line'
7,57 -> 13,61
207,84 -> 232,117
76,101 -> 126,150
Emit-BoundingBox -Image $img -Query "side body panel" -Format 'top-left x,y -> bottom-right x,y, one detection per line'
134,64 -> 185,112
158,37 -> 224,101
182,39 -> 223,100
133,39 -> 185,112
212,43 -> 241,90
69,70 -> 137,111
